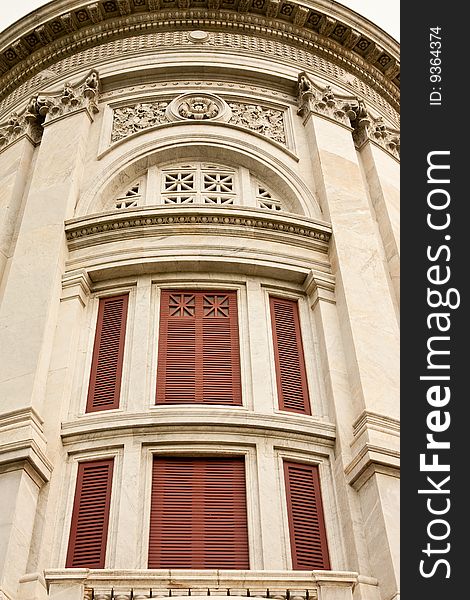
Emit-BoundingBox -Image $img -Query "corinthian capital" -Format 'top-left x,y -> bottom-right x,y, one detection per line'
349,99 -> 400,159
41,70 -> 100,125
297,72 -> 356,127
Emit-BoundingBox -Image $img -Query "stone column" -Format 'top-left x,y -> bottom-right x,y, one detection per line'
297,76 -> 399,600
351,106 -> 400,308
0,112 -> 41,287
0,73 -> 100,599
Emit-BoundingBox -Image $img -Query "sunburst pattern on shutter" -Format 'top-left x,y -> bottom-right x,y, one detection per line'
270,296 -> 311,414
86,295 -> 128,412
284,461 -> 330,570
156,290 -> 241,405
66,459 -> 114,569
148,456 -> 249,569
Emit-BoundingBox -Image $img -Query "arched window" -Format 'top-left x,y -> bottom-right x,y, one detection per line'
111,162 -> 286,213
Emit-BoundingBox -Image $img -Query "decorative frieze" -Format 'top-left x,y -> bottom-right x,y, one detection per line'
111,101 -> 169,142
350,99 -> 400,159
110,94 -> 287,146
65,207 -> 331,248
228,102 -> 286,145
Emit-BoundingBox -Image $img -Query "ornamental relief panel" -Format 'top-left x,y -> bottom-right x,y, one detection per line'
110,93 -> 287,146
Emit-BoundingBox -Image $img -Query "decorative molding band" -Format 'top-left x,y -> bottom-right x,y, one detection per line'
345,443 -> 400,491
0,17 -> 398,124
0,407 -> 51,486
61,408 -> 336,447
303,269 -> 336,306
44,568 -> 359,598
61,269 -> 93,305
0,440 -> 53,487
65,206 -> 331,249
352,410 -> 400,440
111,95 -> 287,146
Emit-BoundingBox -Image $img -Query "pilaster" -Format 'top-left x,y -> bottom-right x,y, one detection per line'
298,74 -> 399,600
0,72 -> 100,598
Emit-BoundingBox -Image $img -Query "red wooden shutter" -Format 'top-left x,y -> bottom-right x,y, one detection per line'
284,461 -> 330,570
86,294 -> 128,412
148,457 -> 249,569
66,458 -> 114,568
270,296 -> 311,414
156,291 -> 241,405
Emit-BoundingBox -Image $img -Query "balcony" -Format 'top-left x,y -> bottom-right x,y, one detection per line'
44,570 -> 360,600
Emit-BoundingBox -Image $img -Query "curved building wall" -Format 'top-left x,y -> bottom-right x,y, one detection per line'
0,3 -> 399,600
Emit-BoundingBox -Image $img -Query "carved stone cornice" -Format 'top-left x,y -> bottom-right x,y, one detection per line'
65,206 -> 331,250
40,70 -> 100,125
297,72 -> 356,128
0,2 -> 399,120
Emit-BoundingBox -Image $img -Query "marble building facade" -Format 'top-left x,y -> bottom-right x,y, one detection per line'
0,2 -> 399,600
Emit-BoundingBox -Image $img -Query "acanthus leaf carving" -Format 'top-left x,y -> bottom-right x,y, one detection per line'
349,99 -> 400,159
111,101 -> 169,142
110,94 -> 287,146
228,102 -> 286,145
297,72 -> 353,127
0,102 -> 44,150
41,70 -> 101,124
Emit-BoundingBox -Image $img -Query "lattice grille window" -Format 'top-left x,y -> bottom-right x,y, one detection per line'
161,163 -> 237,205
115,182 -> 141,209
256,184 -> 283,211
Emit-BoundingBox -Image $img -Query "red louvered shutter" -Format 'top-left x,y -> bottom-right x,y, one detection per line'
156,291 -> 241,405
284,461 -> 330,570
270,297 -> 311,414
66,459 -> 114,568
86,294 -> 128,412
148,457 -> 249,569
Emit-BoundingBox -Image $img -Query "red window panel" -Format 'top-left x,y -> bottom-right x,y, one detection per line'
65,459 -> 114,569
270,296 -> 311,414
156,291 -> 242,405
148,456 -> 249,569
284,461 -> 330,570
86,294 -> 128,412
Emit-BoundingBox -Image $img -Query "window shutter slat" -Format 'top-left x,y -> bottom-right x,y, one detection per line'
284,461 -> 330,570
148,457 -> 249,569
66,459 -> 114,569
156,291 -> 241,405
86,294 -> 128,412
270,297 -> 311,414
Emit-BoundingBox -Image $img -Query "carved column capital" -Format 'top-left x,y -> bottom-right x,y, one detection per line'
297,72 -> 355,127
349,99 -> 400,159
41,70 -> 100,126
0,100 -> 43,151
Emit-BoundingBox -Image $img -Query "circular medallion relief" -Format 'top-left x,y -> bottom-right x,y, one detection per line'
167,93 -> 231,123
188,30 -> 210,43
